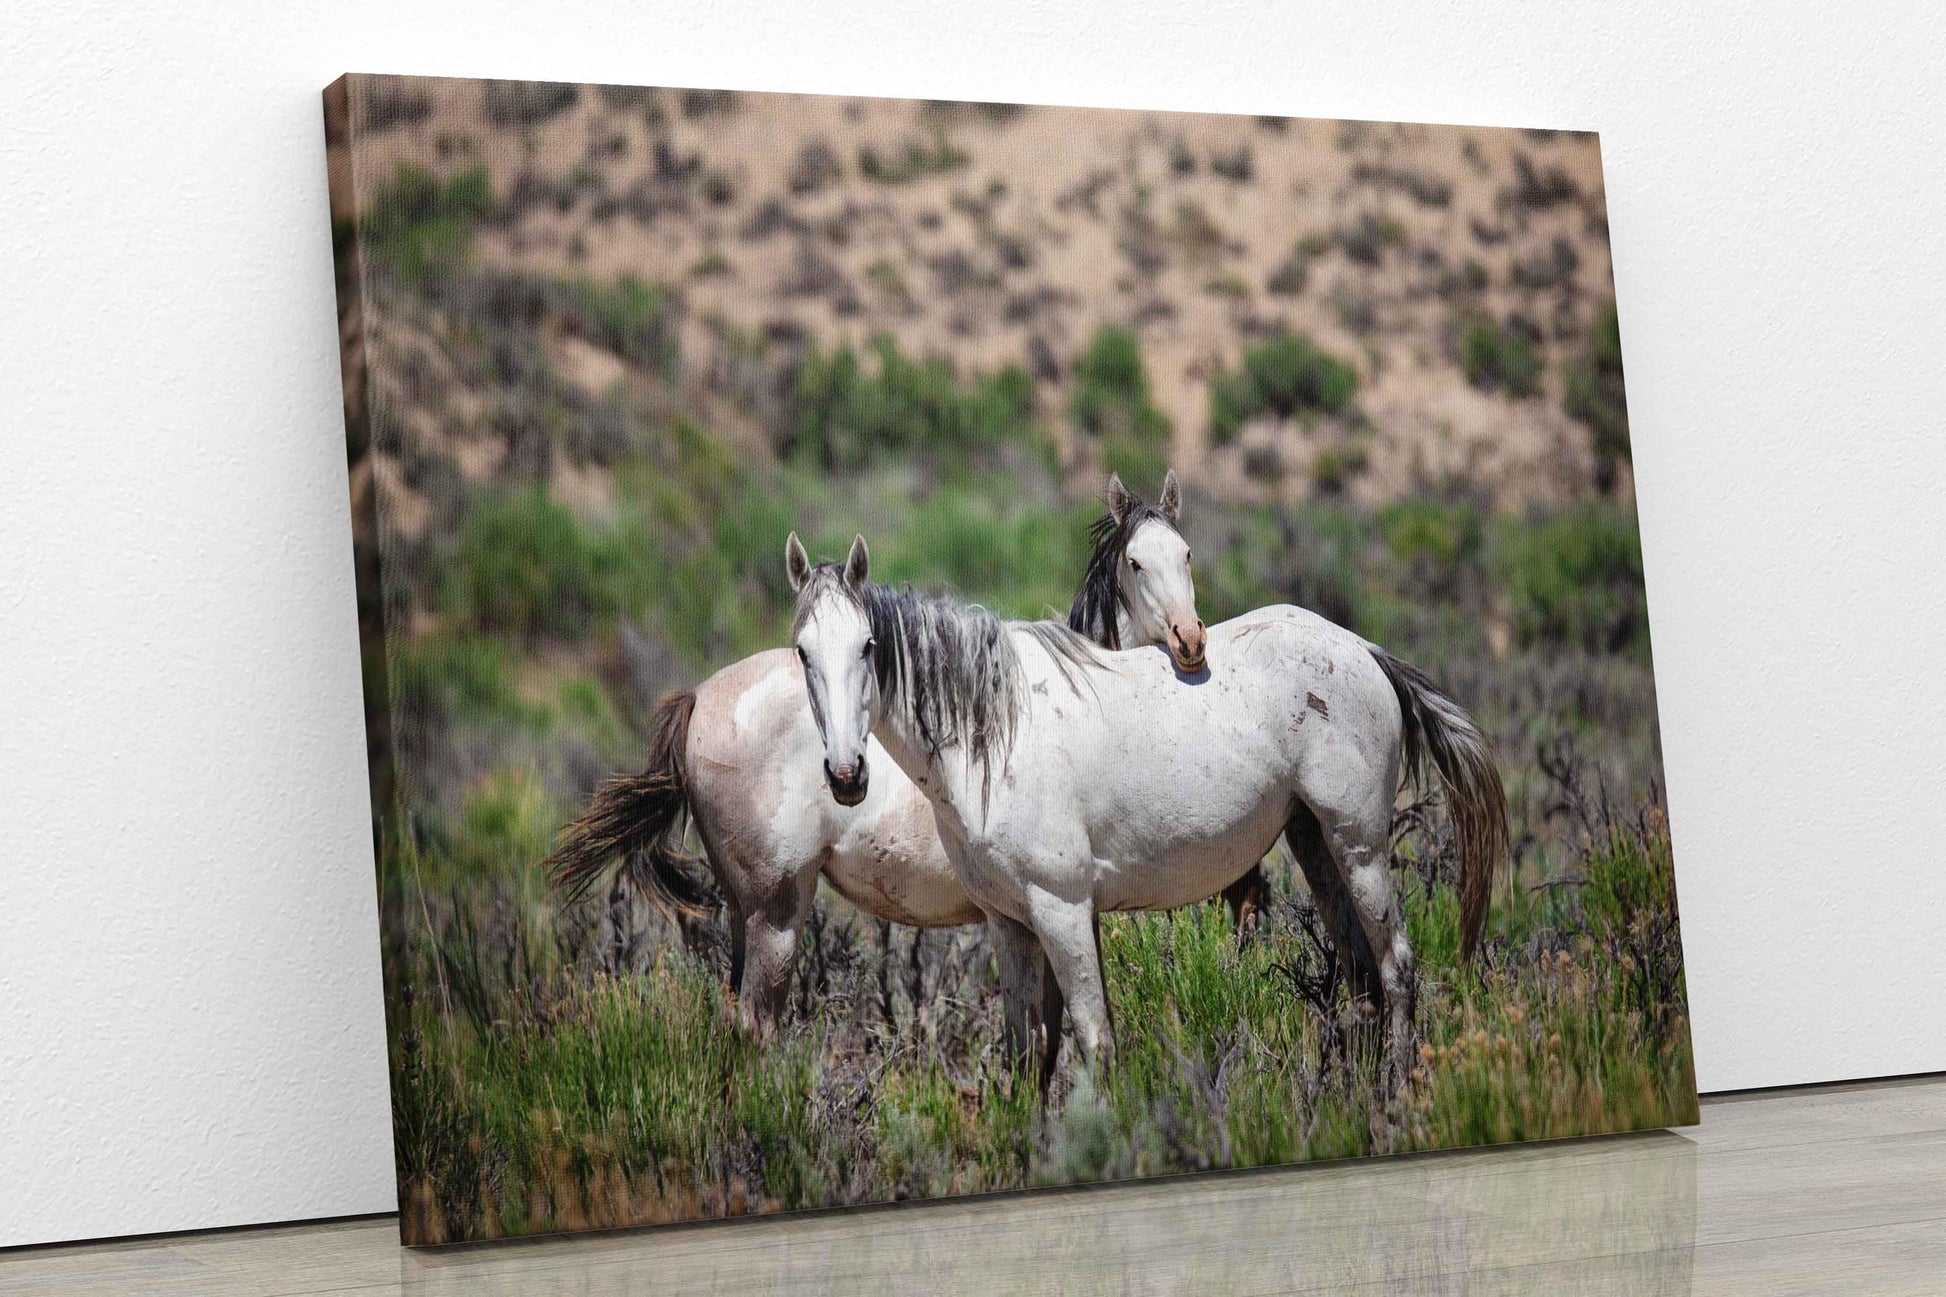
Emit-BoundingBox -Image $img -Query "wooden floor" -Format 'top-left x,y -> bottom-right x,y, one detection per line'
4,1077 -> 1943,1295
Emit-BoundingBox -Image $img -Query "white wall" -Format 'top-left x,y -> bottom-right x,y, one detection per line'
4,0 -> 1942,1251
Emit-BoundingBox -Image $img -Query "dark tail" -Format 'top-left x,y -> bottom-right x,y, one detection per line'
1367,646 -> 1509,960
541,689 -> 718,921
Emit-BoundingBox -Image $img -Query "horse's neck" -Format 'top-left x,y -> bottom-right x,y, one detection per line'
870,706 -> 979,833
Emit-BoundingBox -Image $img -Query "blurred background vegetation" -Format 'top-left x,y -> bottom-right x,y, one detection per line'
329,76 -> 1689,1242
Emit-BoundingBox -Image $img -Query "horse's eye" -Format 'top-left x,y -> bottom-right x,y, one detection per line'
1128,558 -> 1143,573
862,638 -> 877,659
795,646 -> 808,665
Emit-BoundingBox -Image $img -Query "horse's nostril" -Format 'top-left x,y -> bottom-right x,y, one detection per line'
825,757 -> 867,804
1170,621 -> 1207,669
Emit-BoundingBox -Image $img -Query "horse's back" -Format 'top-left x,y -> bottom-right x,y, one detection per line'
996,627 -> 1290,910
1209,603 -> 1369,663
1002,605 -> 1402,868
1020,604 -> 1393,756
1210,602 -> 1403,769
689,647 -> 802,758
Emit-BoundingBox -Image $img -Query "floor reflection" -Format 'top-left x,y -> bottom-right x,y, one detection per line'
392,1129 -> 1699,1294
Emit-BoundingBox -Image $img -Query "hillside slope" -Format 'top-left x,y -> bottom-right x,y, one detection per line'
331,77 -> 1631,534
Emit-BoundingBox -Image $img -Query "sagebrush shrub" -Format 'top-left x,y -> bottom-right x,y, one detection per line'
790,335 -> 1039,469
1459,316 -> 1541,398
360,164 -> 493,285
1565,301 -> 1631,491
1070,326 -> 1172,484
1208,334 -> 1357,445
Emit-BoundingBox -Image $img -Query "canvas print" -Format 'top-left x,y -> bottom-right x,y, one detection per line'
325,74 -> 1696,1244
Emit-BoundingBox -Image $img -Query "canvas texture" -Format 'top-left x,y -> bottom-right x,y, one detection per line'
325,73 -> 1696,1245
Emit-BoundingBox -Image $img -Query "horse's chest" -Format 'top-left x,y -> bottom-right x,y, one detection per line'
822,785 -> 982,928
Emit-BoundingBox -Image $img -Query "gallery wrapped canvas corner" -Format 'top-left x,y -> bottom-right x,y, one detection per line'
324,73 -> 1696,1244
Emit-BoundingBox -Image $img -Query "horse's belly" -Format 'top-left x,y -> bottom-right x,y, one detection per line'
1073,741 -> 1292,913
1093,803 -> 1288,913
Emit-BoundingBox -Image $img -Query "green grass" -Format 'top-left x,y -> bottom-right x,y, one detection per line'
554,674 -> 630,758
388,634 -> 539,730
1312,439 -> 1371,494
1161,493 -> 1650,668
435,489 -> 629,641
430,432 -> 800,663
872,1065 -> 1038,1198
392,958 -> 829,1241
421,443 -> 1122,713
1380,497 -> 1486,572
384,804 -> 1692,1241
854,490 -> 1096,621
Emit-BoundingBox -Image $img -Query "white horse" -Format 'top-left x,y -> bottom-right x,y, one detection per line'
788,534 -> 1507,1082
544,473 -> 1212,1042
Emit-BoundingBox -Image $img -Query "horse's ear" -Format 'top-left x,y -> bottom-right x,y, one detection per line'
1103,472 -> 1134,524
844,533 -> 870,588
1159,469 -> 1182,522
786,532 -> 812,592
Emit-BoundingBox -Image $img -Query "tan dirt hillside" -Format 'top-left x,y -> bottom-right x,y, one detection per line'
330,76 -> 1628,519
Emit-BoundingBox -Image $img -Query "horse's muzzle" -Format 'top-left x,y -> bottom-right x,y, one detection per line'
825,757 -> 868,807
1171,619 -> 1208,673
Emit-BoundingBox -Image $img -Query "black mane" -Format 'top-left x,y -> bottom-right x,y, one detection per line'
1066,496 -> 1179,649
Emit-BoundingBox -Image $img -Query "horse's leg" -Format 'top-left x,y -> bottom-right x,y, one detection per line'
1038,954 -> 1066,1091
987,912 -> 1044,1071
1221,865 -> 1267,946
1285,805 -> 1383,1017
725,893 -> 747,993
1312,796 -> 1417,1091
693,769 -> 825,1041
1090,910 -> 1114,1042
1029,891 -> 1114,1070
731,865 -> 820,1041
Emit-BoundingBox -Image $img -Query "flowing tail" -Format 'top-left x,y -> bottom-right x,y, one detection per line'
1367,646 -> 1509,960
541,689 -> 718,921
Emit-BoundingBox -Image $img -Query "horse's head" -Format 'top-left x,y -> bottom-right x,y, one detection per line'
1106,469 -> 1206,673
786,531 -> 878,807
